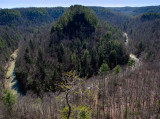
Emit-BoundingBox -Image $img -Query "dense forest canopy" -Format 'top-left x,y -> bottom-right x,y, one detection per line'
14,5 -> 129,95
108,5 -> 160,16
51,5 -> 98,38
0,9 -> 21,25
141,12 -> 160,21
23,8 -> 49,21
132,6 -> 160,15
0,7 -> 66,25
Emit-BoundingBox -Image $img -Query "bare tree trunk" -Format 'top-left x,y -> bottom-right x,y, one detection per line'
103,75 -> 105,118
66,91 -> 71,119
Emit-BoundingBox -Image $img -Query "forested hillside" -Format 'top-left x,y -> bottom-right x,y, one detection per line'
15,5 -> 128,95
0,5 -> 160,119
127,12 -> 160,60
108,5 -> 160,16
108,6 -> 160,61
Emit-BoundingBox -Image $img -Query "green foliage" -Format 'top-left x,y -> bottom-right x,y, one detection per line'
145,51 -> 155,61
98,43 -> 105,66
0,37 -> 4,49
91,7 -> 114,21
56,24 -> 63,32
47,7 -> 66,19
69,41 -> 74,52
132,6 -> 160,16
0,9 -> 21,24
3,50 -> 10,60
137,41 -> 145,55
114,65 -> 121,74
2,90 -> 16,107
99,63 -> 110,75
128,59 -> 135,66
71,53 -> 76,64
35,98 -> 41,103
60,106 -> 71,119
60,43 -> 65,56
141,12 -> 160,21
15,70 -> 28,93
82,40 -> 88,49
109,50 -> 117,67
105,22 -> 112,30
13,6 -> 129,95
38,47 -> 43,61
0,66 -> 5,72
29,39 -> 34,49
82,49 -> 90,64
77,106 -> 91,119
108,40 -> 121,51
77,59 -> 82,74
82,49 -> 90,76
104,31 -> 112,39
106,112 -> 111,119
25,47 -> 29,53
53,69 -> 58,81
91,49 -> 97,70
124,107 -> 130,119
57,43 -> 65,63
60,105 -> 91,119
26,8 -> 49,21
51,22 -> 57,33
58,5 -> 98,28
76,38 -> 81,51
24,47 -> 34,64
51,5 -> 98,38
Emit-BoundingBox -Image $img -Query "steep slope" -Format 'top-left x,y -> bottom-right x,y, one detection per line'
51,5 -> 98,39
91,7 -> 130,29
108,6 -> 160,16
15,5 -> 129,95
127,12 -> 160,60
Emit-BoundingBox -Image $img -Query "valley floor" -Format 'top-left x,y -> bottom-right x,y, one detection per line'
4,49 -> 21,96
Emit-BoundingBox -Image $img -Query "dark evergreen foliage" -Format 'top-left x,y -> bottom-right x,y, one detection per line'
14,5 -> 129,94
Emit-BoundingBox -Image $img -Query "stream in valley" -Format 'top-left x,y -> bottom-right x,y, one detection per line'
5,49 -> 22,96
4,33 -> 140,96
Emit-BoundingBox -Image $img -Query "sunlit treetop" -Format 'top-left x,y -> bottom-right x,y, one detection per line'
51,5 -> 99,37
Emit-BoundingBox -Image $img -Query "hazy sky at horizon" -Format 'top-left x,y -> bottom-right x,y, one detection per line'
0,0 -> 160,8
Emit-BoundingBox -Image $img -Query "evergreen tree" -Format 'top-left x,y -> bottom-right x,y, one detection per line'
82,49 -> 90,76
99,63 -> 110,75
82,49 -> 90,65
2,90 -> 16,116
99,45 -> 105,67
60,43 -> 65,56
114,65 -> 121,74
77,59 -> 82,75
71,53 -> 76,64
91,49 -> 97,72
109,50 -> 117,67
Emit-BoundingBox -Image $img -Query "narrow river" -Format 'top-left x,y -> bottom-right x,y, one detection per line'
4,33 -> 139,96
5,49 -> 21,96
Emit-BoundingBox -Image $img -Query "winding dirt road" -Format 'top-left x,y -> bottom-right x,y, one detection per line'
123,32 -> 142,67
123,33 -> 129,46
